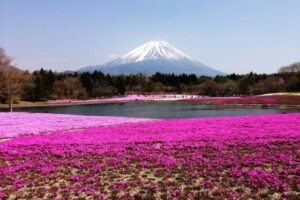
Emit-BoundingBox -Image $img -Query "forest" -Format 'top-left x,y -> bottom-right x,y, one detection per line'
1,48 -> 300,105
3,69 -> 300,102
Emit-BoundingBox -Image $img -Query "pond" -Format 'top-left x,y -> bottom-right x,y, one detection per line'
10,102 -> 300,119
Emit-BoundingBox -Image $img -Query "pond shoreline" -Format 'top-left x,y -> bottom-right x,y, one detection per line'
182,102 -> 300,109
1,99 -> 300,110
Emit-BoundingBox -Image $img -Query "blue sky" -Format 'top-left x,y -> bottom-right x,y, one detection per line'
0,0 -> 300,74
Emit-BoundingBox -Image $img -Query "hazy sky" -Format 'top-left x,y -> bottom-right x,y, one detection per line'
1,0 -> 300,74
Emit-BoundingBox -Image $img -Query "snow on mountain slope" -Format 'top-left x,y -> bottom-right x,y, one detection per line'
79,41 -> 226,76
113,41 -> 192,64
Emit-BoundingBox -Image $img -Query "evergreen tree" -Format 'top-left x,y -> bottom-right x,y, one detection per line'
115,76 -> 126,95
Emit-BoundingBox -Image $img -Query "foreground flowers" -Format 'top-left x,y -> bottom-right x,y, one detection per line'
0,113 -> 299,199
0,112 -> 153,138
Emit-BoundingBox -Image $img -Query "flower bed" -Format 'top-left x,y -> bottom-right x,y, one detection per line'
0,113 -> 299,199
182,95 -> 300,105
48,94 -> 200,104
0,112 -> 153,138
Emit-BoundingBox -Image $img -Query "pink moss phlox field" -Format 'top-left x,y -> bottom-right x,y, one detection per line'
182,95 -> 300,105
51,95 -> 162,104
0,112 -> 154,138
1,113 -> 300,199
48,94 -> 199,104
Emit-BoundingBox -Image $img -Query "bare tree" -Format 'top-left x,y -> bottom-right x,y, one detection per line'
0,48 -> 28,112
279,62 -> 300,73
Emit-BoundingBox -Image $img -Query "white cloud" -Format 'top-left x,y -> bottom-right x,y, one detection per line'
93,51 -> 118,60
106,54 -> 118,60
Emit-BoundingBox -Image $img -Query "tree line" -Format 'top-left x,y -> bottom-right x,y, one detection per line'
0,48 -> 300,111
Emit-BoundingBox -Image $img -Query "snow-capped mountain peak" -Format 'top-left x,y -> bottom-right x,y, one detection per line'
111,40 -> 192,64
79,40 -> 226,76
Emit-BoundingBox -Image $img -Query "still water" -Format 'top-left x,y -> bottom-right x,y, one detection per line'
11,102 -> 300,119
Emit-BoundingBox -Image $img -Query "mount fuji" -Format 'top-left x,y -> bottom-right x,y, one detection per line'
78,41 -> 225,76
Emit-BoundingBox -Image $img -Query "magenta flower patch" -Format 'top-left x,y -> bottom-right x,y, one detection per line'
0,113 -> 299,199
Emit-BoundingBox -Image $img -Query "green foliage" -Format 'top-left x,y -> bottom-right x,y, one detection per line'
29,69 -> 55,101
115,76 -> 126,95
80,72 -> 93,96
20,69 -> 300,101
5,96 -> 21,104
201,80 -> 219,96
286,75 -> 300,92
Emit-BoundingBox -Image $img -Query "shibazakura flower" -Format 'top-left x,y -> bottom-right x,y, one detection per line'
0,112 -> 154,138
0,113 -> 299,199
